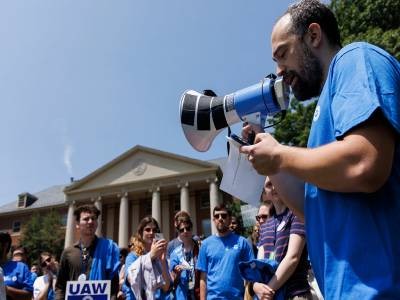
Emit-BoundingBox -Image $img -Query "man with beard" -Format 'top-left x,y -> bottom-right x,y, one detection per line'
240,0 -> 400,299
196,204 -> 254,299
55,205 -> 120,300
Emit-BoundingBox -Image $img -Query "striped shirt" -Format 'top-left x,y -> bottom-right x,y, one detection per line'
258,208 -> 310,298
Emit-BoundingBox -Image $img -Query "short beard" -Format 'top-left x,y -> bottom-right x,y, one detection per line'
290,42 -> 323,101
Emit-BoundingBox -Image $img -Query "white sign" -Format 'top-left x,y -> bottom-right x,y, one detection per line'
220,138 -> 265,207
66,280 -> 110,300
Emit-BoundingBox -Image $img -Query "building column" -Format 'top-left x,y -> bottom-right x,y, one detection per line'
152,187 -> 161,224
118,193 -> 129,248
179,182 -> 190,213
94,196 -> 102,237
208,177 -> 220,235
64,200 -> 75,248
106,204 -> 115,239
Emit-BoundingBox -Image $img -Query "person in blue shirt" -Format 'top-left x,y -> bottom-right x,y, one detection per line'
0,231 -> 33,300
241,0 -> 400,299
196,204 -> 254,299
124,216 -> 170,300
169,214 -> 200,300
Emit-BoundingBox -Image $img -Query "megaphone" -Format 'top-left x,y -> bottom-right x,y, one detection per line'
180,74 -> 290,152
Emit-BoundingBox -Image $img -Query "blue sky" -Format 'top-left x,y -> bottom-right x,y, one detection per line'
0,0 -> 294,206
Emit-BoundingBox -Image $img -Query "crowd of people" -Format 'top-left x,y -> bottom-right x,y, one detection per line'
0,177 -> 319,300
1,0 -> 399,299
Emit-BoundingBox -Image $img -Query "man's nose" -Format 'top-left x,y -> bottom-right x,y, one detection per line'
276,64 -> 285,77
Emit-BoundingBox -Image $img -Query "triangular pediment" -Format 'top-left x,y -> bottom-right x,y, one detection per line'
65,145 -> 219,193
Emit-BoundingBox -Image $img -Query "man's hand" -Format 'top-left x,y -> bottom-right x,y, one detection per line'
240,132 -> 283,176
253,282 -> 275,300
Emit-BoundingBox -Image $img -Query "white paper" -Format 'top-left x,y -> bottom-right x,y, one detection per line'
220,138 -> 266,207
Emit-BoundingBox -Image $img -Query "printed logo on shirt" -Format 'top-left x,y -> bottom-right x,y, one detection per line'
313,105 -> 320,122
12,276 -> 17,282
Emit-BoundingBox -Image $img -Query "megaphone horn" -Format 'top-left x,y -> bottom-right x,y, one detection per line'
180,75 -> 290,152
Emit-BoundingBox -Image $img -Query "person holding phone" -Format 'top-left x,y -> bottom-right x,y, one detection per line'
169,214 -> 200,300
124,216 -> 170,300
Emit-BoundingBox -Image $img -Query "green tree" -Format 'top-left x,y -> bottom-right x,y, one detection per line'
272,0 -> 399,146
270,99 -> 317,146
331,0 -> 400,60
20,210 -> 65,263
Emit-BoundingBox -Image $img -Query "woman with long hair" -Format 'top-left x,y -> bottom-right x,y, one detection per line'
124,216 -> 170,300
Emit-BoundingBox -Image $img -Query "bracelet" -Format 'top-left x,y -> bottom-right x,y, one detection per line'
248,282 -> 255,297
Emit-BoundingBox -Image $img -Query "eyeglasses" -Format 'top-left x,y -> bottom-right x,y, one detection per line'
143,227 -> 158,233
40,257 -> 51,268
81,216 -> 98,223
214,213 -> 228,220
178,226 -> 192,233
255,214 -> 269,221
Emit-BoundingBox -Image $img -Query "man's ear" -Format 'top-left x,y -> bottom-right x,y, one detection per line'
307,23 -> 322,48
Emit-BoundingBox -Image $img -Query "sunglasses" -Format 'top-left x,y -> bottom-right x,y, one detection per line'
214,213 -> 228,220
255,214 -> 269,221
143,227 -> 158,233
40,257 -> 51,268
178,226 -> 192,233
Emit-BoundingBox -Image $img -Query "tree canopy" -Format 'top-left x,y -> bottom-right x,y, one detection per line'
20,210 -> 65,264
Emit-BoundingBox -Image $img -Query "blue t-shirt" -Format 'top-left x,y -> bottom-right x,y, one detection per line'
123,252 -> 170,300
196,232 -> 254,299
2,260 -> 34,292
306,42 -> 400,299
169,244 -> 197,299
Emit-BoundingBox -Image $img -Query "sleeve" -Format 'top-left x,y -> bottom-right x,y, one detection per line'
289,214 -> 306,237
124,253 -> 138,282
21,264 -> 34,292
55,250 -> 69,300
331,45 -> 400,138
195,242 -> 207,273
241,237 -> 255,262
169,250 -> 180,272
32,277 -> 40,299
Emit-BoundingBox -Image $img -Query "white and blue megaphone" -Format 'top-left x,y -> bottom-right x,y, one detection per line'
180,74 -> 290,152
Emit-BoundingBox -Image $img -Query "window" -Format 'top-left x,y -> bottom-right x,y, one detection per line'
199,191 -> 210,209
13,221 -> 21,232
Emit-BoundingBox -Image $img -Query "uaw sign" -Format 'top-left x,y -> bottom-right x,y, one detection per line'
66,280 -> 110,300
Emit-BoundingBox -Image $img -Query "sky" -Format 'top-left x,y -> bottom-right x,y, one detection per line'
0,0 -> 295,206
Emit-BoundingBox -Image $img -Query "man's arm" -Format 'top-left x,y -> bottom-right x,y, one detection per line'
199,272 -> 207,300
5,286 -> 32,300
241,113 -> 396,194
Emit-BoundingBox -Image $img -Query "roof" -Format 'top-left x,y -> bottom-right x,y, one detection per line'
0,184 -> 66,214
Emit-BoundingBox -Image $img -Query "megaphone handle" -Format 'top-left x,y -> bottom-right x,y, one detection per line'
248,131 -> 255,145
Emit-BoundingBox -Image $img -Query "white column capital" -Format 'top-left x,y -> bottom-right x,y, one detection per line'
117,192 -> 129,199
177,181 -> 189,189
206,177 -> 219,184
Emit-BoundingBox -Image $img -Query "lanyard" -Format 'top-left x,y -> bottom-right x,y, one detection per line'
79,242 -> 90,276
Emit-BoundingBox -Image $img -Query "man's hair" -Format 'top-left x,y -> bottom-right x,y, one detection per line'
285,0 -> 341,47
74,204 -> 101,222
176,214 -> 193,230
12,245 -> 27,256
213,203 -> 232,216
0,231 -> 12,253
174,210 -> 190,222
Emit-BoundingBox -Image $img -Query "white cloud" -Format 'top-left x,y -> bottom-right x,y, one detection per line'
63,144 -> 74,175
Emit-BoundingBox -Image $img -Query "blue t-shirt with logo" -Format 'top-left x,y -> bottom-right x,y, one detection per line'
306,42 -> 400,299
196,232 -> 254,299
2,260 -> 34,292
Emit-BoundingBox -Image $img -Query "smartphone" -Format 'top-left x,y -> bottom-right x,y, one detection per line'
154,233 -> 165,241
229,134 -> 250,146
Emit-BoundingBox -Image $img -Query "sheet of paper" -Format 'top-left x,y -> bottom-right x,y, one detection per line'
220,138 -> 265,207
